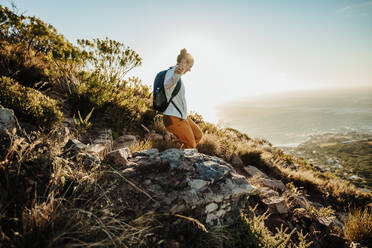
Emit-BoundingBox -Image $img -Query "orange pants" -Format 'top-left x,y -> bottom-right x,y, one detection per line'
163,115 -> 203,149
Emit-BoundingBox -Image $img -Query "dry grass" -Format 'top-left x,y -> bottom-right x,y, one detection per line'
280,166 -> 371,206
344,208 -> 372,246
225,205 -> 313,248
0,40 -> 53,88
128,138 -> 153,153
196,133 -> 221,156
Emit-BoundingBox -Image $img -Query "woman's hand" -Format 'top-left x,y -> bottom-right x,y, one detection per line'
175,62 -> 186,74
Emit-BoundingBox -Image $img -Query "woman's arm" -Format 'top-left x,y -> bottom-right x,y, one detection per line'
164,64 -> 185,90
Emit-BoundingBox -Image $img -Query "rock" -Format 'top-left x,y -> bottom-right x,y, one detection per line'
118,135 -> 137,143
195,161 -> 230,182
243,165 -> 268,178
189,179 -> 209,191
132,148 -> 159,157
259,178 -> 286,192
262,196 -> 288,214
93,129 -> 113,152
106,148 -> 130,166
205,203 -> 218,213
114,135 -> 137,149
0,108 -> 17,158
160,148 -> 184,168
0,108 -> 17,132
317,216 -> 335,228
108,148 -> 256,227
86,143 -> 108,159
230,153 -> 243,166
350,242 -> 368,248
257,187 -> 279,199
63,139 -> 87,154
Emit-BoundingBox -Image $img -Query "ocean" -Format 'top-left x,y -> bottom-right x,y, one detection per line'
217,86 -> 372,146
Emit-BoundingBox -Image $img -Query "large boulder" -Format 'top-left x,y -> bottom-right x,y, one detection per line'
106,148 -> 257,227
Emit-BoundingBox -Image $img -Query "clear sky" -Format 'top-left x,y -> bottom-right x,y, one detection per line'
4,0 -> 372,123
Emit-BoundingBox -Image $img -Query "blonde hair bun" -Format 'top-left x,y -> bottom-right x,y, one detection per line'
177,48 -> 193,64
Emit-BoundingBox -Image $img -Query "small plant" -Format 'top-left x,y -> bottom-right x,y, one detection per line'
129,138 -> 153,153
304,201 -> 335,219
73,107 -> 94,136
344,207 -> 372,246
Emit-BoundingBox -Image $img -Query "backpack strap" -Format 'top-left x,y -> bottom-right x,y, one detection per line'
167,79 -> 183,117
169,79 -> 182,116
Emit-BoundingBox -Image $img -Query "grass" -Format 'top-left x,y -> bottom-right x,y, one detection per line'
196,133 -> 221,156
343,207 -> 372,246
223,205 -> 313,248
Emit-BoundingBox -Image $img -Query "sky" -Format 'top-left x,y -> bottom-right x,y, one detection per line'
3,0 -> 372,123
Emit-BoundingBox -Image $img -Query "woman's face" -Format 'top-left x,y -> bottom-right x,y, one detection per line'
184,59 -> 194,73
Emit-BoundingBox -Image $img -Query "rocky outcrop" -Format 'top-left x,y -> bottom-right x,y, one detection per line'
107,148 -> 257,227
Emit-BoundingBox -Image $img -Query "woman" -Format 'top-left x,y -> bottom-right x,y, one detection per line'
162,48 -> 203,149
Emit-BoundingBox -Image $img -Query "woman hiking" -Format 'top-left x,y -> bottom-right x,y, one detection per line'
162,48 -> 203,149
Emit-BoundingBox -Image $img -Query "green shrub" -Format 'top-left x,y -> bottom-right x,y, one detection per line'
0,6 -> 86,90
69,73 -> 151,131
77,38 -> 142,83
0,76 -> 63,128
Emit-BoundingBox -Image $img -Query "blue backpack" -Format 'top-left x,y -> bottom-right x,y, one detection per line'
153,67 -> 182,116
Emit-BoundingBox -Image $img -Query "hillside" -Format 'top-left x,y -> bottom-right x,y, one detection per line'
0,5 -> 371,248
280,131 -> 372,191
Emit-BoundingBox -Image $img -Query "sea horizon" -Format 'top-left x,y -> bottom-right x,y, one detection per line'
217,85 -> 372,147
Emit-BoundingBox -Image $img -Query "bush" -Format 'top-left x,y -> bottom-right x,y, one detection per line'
69,73 -> 151,132
67,37 -> 149,132
0,6 -> 85,91
197,133 -> 221,156
0,40 -> 52,88
0,76 -> 63,128
344,208 -> 372,246
238,148 -> 264,166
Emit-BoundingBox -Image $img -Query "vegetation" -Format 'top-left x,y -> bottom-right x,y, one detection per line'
0,5 -> 83,88
68,72 -> 152,132
283,131 -> 372,189
344,207 -> 372,246
224,206 -> 312,248
1,4 -> 372,247
0,76 -> 63,128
